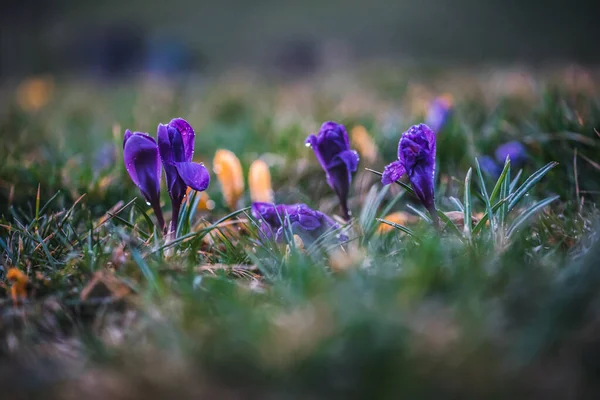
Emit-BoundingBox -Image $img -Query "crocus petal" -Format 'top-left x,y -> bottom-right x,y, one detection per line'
381,160 -> 406,185
249,159 -> 274,203
425,94 -> 453,133
123,129 -> 133,148
157,123 -> 174,165
328,150 -> 360,173
176,162 -> 210,192
479,156 -> 502,177
213,149 -> 245,210
123,134 -> 161,203
168,118 -> 195,162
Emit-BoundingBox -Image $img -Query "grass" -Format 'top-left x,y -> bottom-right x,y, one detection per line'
1,65 -> 600,398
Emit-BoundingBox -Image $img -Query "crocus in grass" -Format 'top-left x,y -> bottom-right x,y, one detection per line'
305,121 -> 359,221
426,94 -> 453,133
158,118 -> 210,233
495,141 -> 527,168
123,130 -> 165,231
249,159 -> 274,203
213,149 -> 245,210
382,123 -> 438,222
252,202 -> 346,244
479,155 -> 502,177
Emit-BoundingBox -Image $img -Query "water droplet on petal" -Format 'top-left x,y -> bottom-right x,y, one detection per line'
305,142 -> 311,148
146,201 -> 151,206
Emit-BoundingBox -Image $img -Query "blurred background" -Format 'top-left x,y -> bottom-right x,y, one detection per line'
2,0 -> 599,80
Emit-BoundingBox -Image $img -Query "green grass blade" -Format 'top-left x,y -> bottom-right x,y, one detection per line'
475,158 -> 495,234
131,249 -> 160,293
509,169 -> 523,194
463,168 -> 473,240
507,195 -> 560,238
449,196 -> 464,212
472,197 -> 510,235
376,218 -> 418,239
508,162 -> 558,211
155,207 -> 251,253
406,204 -> 432,224
437,210 -> 463,238
38,190 -> 61,216
489,157 -> 511,203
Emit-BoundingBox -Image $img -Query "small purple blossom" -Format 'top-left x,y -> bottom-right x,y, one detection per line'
251,202 -> 346,244
158,118 -> 210,233
305,121 -> 359,221
123,130 -> 165,231
382,124 -> 438,222
426,95 -> 453,133
479,155 -> 502,177
495,141 -> 527,168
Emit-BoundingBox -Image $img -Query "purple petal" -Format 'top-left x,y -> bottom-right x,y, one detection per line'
123,133 -> 161,204
175,162 -> 210,192
329,150 -> 360,173
168,118 -> 195,162
157,123 -> 174,165
123,129 -> 133,148
381,160 -> 406,185
495,141 -> 527,167
296,205 -> 321,230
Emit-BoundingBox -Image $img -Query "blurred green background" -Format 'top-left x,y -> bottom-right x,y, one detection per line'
2,0 -> 599,79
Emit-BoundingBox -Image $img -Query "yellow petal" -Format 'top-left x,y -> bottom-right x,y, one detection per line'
213,149 -> 245,210
7,267 -> 28,304
377,211 -> 418,234
249,159 -> 274,203
351,125 -> 378,164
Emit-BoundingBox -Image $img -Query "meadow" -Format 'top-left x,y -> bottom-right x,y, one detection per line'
1,65 -> 600,398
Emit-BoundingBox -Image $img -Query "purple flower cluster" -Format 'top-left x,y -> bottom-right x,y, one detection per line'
123,118 -> 210,234
251,202 -> 346,244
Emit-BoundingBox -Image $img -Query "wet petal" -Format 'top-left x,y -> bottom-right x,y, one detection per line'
249,159 -> 274,203
381,160 -> 406,185
168,118 -> 195,162
157,123 -> 174,165
214,149 -> 245,210
176,162 -> 210,192
123,133 -> 161,203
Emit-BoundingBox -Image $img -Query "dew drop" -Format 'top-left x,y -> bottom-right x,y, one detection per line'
146,201 -> 151,206
305,143 -> 311,148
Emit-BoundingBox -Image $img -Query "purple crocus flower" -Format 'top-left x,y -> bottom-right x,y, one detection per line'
479,155 -> 502,177
426,95 -> 453,133
123,130 -> 165,231
158,118 -> 210,233
495,141 -> 527,168
305,121 -> 359,221
251,202 -> 346,244
382,123 -> 438,223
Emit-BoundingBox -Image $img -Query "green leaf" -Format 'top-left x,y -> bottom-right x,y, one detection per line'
131,249 -> 160,293
376,218 -> 418,239
507,195 -> 560,238
475,158 -> 495,234
489,157 -> 511,203
463,168 -> 473,240
406,204 -> 432,224
472,197 -> 510,236
508,162 -> 558,211
509,169 -> 523,194
437,210 -> 463,238
449,196 -> 464,212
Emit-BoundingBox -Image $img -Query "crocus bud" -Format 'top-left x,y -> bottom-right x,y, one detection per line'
305,121 -> 359,221
382,124 -> 437,223
249,159 -> 274,203
213,149 -> 245,210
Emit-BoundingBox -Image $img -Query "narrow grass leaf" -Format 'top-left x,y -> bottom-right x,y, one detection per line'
489,157 -> 511,203
475,158 -> 496,233
463,168 -> 473,239
376,218 -> 419,239
507,195 -> 560,237
508,162 -> 558,211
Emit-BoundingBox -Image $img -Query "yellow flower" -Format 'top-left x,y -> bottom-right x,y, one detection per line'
249,159 -> 274,203
213,149 -> 245,210
351,125 -> 378,164
377,211 -> 418,234
7,267 -> 28,304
